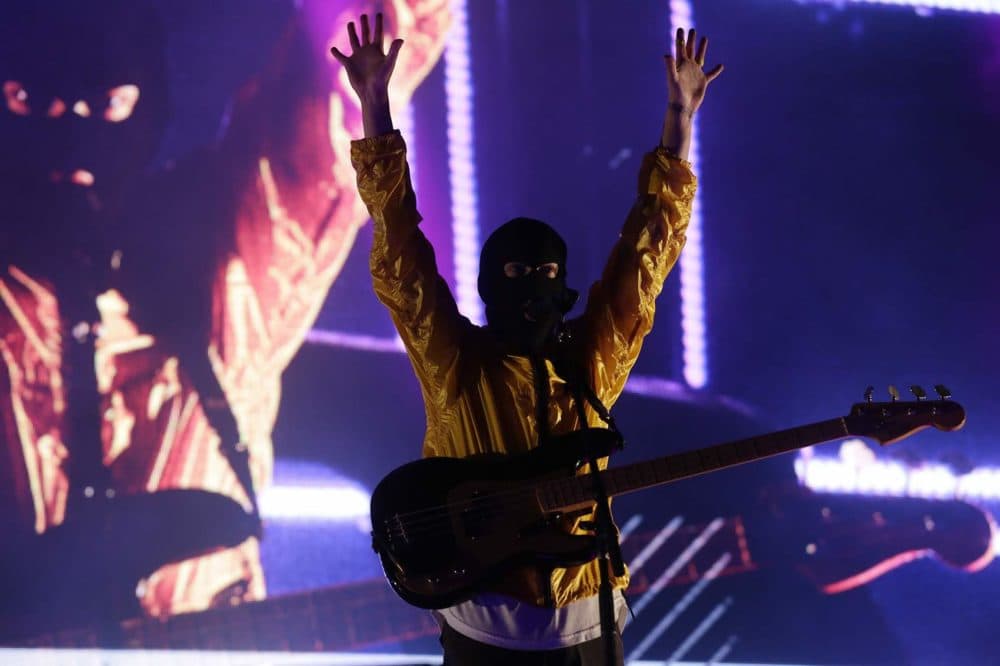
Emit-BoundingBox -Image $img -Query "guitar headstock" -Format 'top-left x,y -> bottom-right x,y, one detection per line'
845,384 -> 966,445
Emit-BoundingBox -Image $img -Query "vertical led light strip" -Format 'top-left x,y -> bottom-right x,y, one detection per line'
444,0 -> 484,324
670,0 -> 708,389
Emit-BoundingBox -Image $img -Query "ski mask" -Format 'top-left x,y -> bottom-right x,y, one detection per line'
0,0 -> 169,272
478,217 -> 579,353
0,1 -> 168,210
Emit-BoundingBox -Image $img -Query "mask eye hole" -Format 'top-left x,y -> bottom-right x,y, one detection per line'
73,100 -> 92,118
3,80 -> 30,116
536,262 -> 560,279
104,84 -> 140,122
503,262 -> 532,278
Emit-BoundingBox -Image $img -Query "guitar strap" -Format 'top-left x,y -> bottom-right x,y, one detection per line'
529,355 -> 552,444
171,338 -> 262,532
572,381 -> 621,439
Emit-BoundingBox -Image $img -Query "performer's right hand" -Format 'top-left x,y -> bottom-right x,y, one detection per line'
330,13 -> 403,100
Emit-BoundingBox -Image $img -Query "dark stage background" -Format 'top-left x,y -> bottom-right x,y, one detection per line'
1,1 -> 998,665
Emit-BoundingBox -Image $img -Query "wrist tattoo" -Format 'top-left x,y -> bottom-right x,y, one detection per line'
668,102 -> 693,117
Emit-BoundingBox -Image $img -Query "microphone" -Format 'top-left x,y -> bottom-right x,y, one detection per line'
524,287 -> 579,322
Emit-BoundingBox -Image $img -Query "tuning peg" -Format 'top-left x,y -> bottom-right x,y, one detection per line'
909,385 -> 927,401
934,384 -> 953,400
888,385 -> 900,402
864,386 -> 874,404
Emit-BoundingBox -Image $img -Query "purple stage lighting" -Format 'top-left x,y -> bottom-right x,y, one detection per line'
444,0 -> 484,324
670,0 -> 709,389
795,444 -> 1000,501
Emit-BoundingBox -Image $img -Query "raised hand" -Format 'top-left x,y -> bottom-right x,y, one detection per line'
666,28 -> 724,116
331,13 -> 404,100
660,27 -> 723,159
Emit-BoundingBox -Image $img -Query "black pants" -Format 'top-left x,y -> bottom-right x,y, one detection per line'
440,623 -> 624,666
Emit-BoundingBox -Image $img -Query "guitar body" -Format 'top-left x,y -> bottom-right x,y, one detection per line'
370,431 -> 620,609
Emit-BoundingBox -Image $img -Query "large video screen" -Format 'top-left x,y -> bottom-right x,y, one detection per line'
1,1 -> 997,664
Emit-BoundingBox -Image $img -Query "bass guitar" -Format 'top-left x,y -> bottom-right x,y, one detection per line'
370,389 -> 966,609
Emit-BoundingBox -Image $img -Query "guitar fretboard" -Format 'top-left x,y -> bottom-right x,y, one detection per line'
539,417 -> 848,512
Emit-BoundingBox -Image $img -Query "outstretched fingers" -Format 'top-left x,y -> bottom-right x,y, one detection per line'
374,12 -> 384,49
664,54 -> 679,80
673,27 -> 723,81
386,38 -> 404,75
386,39 -> 403,67
335,13 -> 389,61
361,14 -> 371,45
696,36 -> 708,66
347,21 -> 361,51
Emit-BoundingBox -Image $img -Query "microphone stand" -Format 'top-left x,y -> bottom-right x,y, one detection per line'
555,323 -> 625,666
583,449 -> 625,666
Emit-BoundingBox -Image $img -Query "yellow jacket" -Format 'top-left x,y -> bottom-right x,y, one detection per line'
351,130 -> 696,608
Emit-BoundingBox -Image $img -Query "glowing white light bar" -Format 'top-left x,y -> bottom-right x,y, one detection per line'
305,328 -> 404,353
794,0 -> 1000,15
628,516 -> 684,575
444,0 -> 484,324
259,484 -> 370,521
667,596 -> 734,664
670,0 -> 709,389
708,634 -> 741,665
618,513 -> 645,544
630,517 -> 725,617
627,552 -> 732,663
795,451 -> 1000,501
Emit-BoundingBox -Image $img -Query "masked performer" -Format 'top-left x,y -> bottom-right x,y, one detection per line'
0,0 -> 450,630
337,13 -> 722,664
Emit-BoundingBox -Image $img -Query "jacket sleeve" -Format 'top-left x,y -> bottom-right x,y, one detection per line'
351,131 -> 470,410
577,148 -> 697,407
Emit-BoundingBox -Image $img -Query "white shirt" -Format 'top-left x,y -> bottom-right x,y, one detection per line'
434,591 -> 629,651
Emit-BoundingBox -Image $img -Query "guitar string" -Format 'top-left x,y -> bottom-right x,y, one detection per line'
381,431 -> 796,530
380,467 -> 660,540
380,417 -> 941,544
381,478 -> 591,538
379,459 -> 650,529
378,424 -> 842,538
380,414 -> 933,536
382,448 -> 702,527
380,440 -> 816,540
385,494 -> 546,542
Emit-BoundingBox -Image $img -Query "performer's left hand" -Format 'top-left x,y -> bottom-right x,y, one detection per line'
666,28 -> 724,116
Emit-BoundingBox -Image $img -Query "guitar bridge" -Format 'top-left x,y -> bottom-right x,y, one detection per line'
391,514 -> 410,544
372,514 -> 410,553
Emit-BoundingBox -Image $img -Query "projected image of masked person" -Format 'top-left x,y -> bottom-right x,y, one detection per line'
336,13 -> 723,665
0,0 -> 452,629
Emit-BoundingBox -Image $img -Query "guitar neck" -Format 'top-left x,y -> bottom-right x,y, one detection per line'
540,417 -> 849,512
